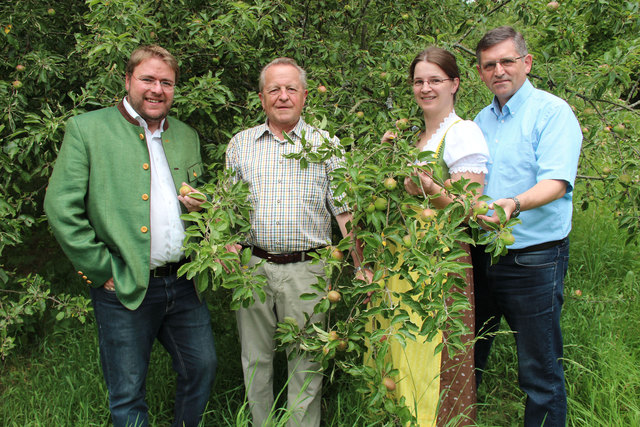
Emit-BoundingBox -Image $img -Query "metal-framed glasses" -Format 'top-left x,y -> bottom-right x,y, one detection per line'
480,55 -> 526,72
412,78 -> 454,88
133,75 -> 175,90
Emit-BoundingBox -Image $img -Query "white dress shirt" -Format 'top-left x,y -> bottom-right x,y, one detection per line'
124,97 -> 185,268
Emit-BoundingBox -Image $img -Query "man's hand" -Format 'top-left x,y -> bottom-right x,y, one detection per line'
477,198 -> 517,228
381,130 -> 397,143
356,267 -> 375,305
103,277 -> 115,291
177,182 -> 206,212
217,243 -> 243,273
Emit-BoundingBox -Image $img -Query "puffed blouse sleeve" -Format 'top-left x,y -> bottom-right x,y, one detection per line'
443,119 -> 490,175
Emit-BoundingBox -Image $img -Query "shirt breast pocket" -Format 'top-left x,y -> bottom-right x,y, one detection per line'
187,162 -> 204,184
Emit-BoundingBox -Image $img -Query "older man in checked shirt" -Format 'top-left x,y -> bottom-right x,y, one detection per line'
226,57 -> 370,427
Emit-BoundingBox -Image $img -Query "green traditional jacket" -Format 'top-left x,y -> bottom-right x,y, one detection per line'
44,101 -> 204,310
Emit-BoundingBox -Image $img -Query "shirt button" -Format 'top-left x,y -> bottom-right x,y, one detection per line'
143,163 -> 149,170
164,139 -> 169,143
82,276 -> 87,280
142,194 -> 149,201
86,280 -> 92,285
140,226 -> 148,233
139,133 -> 144,140
77,271 -> 83,275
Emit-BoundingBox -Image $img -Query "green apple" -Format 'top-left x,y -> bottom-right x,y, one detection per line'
499,231 -> 515,246
383,177 -> 397,191
327,290 -> 341,303
374,197 -> 388,211
473,201 -> 489,216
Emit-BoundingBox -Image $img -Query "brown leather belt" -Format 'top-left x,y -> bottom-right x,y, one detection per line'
245,245 -> 321,264
508,237 -> 567,254
151,258 -> 189,277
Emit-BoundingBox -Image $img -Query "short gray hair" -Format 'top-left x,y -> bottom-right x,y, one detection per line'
475,26 -> 528,63
258,57 -> 307,92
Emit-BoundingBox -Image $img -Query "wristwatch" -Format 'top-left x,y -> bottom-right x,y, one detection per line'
509,196 -> 521,218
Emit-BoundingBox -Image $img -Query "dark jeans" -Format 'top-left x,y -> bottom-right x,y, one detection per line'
90,274 -> 217,427
472,239 -> 569,427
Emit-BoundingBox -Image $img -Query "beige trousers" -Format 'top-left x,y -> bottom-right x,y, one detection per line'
236,255 -> 326,427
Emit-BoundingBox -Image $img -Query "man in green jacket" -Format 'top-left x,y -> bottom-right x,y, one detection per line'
44,45 -> 216,427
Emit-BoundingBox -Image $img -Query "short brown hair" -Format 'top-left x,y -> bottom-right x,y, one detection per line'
259,57 -> 307,92
126,45 -> 180,83
409,47 -> 460,99
475,26 -> 528,63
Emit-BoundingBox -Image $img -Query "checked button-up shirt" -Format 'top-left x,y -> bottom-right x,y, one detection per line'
226,119 -> 348,254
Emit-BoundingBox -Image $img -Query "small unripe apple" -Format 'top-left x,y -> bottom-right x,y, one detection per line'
374,197 -> 388,211
574,289 -> 582,297
12,80 -> 22,89
15,64 -> 25,72
383,177 -> 397,191
179,185 -> 192,197
330,247 -> 344,261
337,339 -> 348,351
546,1 -> 559,11
613,123 -> 626,135
395,118 -> 410,130
402,235 -> 412,247
499,231 -> 515,246
382,377 -> 396,391
473,201 -> 489,216
602,167 -> 612,175
47,8 -> 56,15
317,85 -> 327,94
328,330 -> 339,341
365,203 -> 376,213
356,111 -> 364,118
619,174 -> 632,185
380,71 -> 388,80
327,290 -> 341,303
419,208 -> 436,222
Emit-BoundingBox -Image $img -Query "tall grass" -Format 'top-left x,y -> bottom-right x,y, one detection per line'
1,205 -> 638,426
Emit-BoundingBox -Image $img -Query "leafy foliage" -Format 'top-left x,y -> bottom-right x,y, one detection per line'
1,0 -> 639,423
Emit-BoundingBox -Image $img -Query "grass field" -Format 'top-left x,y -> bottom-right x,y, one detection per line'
1,205 -> 639,426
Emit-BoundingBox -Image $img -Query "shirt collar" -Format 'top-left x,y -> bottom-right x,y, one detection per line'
255,118 -> 307,141
123,96 -> 166,134
490,79 -> 533,118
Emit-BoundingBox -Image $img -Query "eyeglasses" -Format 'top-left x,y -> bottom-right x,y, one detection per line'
480,55 -> 526,72
133,75 -> 175,90
412,78 -> 454,88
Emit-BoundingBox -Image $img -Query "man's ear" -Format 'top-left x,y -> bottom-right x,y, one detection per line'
524,54 -> 533,74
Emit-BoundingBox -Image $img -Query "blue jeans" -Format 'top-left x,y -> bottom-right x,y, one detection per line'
472,239 -> 569,427
90,274 -> 217,427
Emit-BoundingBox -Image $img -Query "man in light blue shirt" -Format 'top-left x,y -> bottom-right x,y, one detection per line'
471,26 -> 582,426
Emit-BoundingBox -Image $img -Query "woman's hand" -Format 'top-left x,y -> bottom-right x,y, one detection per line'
404,168 -> 436,196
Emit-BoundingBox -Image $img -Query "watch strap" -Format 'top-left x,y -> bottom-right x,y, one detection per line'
510,196 -> 521,217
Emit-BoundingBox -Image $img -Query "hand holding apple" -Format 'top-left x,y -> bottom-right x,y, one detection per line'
381,130 -> 397,143
177,182 -> 206,212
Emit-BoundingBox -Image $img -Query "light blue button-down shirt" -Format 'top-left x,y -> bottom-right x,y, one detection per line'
474,79 -> 582,249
